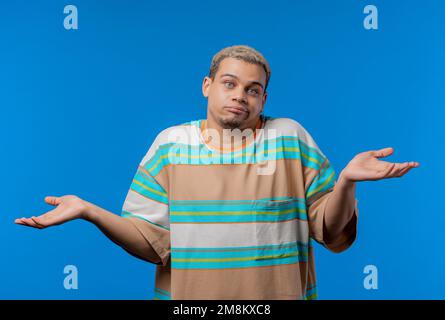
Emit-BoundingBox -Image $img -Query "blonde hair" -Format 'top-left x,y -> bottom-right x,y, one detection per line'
208,45 -> 271,92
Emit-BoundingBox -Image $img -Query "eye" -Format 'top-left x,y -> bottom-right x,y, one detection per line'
224,81 -> 235,89
247,88 -> 260,96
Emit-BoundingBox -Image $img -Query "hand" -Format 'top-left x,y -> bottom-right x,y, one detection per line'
14,195 -> 88,229
340,147 -> 420,183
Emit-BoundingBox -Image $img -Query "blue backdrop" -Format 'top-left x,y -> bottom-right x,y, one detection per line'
1,0 -> 442,299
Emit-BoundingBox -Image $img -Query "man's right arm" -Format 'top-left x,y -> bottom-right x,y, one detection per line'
83,200 -> 162,264
15,195 -> 162,264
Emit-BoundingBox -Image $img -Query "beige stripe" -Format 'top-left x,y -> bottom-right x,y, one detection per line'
170,261 -> 309,300
153,247 -> 320,300
126,217 -> 171,266
161,158 -> 322,200
155,263 -> 172,297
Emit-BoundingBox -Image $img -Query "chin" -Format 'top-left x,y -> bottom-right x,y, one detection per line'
219,117 -> 244,130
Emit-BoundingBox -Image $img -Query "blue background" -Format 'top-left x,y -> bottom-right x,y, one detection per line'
1,0 -> 442,299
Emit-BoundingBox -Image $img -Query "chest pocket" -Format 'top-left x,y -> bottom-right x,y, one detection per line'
250,197 -> 310,298
251,197 -> 307,223
250,197 -> 310,255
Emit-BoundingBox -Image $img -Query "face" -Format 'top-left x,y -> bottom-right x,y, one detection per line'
202,57 -> 268,130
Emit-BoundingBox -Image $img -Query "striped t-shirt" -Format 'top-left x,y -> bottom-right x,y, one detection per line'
120,115 -> 358,300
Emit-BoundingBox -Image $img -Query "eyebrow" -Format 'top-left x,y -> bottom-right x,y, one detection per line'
220,73 -> 264,90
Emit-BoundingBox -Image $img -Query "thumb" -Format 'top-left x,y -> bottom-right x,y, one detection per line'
44,196 -> 62,206
373,147 -> 394,158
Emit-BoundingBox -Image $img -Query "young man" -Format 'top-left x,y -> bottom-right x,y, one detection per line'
15,45 -> 419,300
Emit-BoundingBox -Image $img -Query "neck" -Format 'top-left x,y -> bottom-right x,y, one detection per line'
201,115 -> 264,151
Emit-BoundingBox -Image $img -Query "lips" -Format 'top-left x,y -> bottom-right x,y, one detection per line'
224,106 -> 248,115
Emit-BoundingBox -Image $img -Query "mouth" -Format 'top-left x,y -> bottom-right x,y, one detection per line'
224,106 -> 248,115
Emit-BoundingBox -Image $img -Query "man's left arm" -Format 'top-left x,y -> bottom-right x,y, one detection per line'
323,147 -> 419,249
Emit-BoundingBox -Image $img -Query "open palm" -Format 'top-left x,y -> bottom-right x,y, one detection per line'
341,147 -> 420,182
14,195 -> 86,229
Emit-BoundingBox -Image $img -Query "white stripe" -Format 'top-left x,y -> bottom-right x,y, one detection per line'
266,117 -> 325,157
141,118 -> 326,167
141,123 -> 201,166
171,220 -> 309,248
122,189 -> 170,228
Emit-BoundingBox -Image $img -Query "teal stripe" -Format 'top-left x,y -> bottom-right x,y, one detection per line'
171,254 -> 306,269
172,246 -> 308,259
137,168 -> 158,182
170,198 -> 308,223
304,286 -> 318,300
306,164 -> 336,198
171,203 -> 255,212
172,241 -> 310,251
255,200 -> 306,211
134,171 -> 166,195
155,287 -> 171,297
298,140 -> 326,166
121,210 -> 170,231
143,136 -> 327,175
153,288 -> 172,300
170,196 -> 305,205
171,241 -> 309,269
170,210 -> 307,223
130,181 -> 168,205
171,200 -> 306,212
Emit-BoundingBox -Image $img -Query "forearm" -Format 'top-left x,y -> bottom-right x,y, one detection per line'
82,200 -> 160,263
323,171 -> 357,241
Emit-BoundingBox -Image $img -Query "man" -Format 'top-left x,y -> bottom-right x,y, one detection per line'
15,45 -> 419,300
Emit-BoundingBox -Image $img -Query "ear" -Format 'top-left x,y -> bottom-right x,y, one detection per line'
202,76 -> 212,98
261,92 -> 268,112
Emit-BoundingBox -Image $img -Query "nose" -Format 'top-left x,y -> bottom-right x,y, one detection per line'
232,87 -> 248,105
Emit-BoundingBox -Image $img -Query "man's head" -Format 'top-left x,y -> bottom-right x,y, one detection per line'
202,45 -> 271,130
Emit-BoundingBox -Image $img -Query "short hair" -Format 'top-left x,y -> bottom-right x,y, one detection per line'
208,45 -> 271,92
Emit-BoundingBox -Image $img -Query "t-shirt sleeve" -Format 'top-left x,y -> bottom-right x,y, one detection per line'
120,132 -> 171,266
298,125 -> 358,253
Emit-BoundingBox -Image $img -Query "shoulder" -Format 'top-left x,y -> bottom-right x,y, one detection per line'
265,117 -> 317,146
140,120 -> 201,163
265,117 -> 304,132
265,116 -> 329,161
152,120 -> 200,147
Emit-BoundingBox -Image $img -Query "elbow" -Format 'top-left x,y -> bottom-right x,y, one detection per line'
322,212 -> 358,254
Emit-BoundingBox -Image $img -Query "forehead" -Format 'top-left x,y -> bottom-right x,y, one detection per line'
216,57 -> 267,86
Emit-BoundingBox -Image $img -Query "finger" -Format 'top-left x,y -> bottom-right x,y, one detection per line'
376,162 -> 396,179
388,162 -> 408,177
397,166 -> 413,177
31,216 -> 47,228
32,206 -> 65,227
14,217 -> 26,224
386,162 -> 415,178
31,212 -> 60,228
24,217 -> 43,228
409,161 -> 420,168
44,196 -> 62,206
16,220 -> 35,228
15,217 -> 29,225
19,217 -> 44,229
15,219 -> 26,225
396,161 -> 420,176
372,147 -> 394,159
